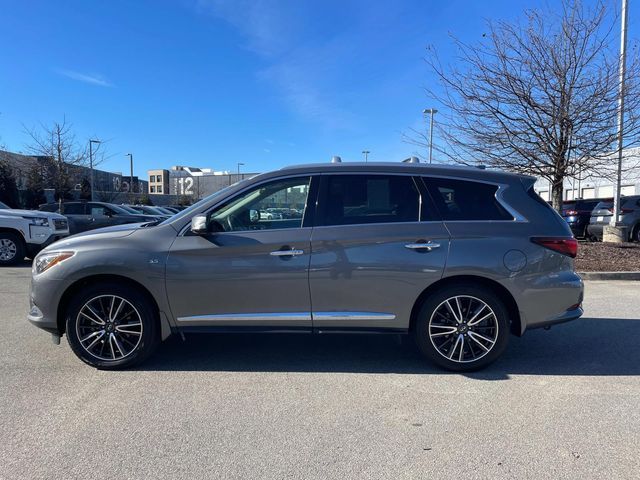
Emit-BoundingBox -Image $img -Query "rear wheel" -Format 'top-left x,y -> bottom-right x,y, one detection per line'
65,283 -> 160,369
414,285 -> 510,371
0,232 -> 25,266
632,224 -> 640,243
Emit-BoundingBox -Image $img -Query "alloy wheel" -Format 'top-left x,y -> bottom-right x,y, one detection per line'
428,295 -> 499,363
0,238 -> 17,261
75,295 -> 143,361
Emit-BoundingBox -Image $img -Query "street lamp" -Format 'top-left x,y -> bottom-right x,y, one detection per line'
237,162 -> 245,179
423,108 -> 438,164
126,153 -> 134,194
88,139 -> 101,201
611,0 -> 628,236
362,150 -> 370,162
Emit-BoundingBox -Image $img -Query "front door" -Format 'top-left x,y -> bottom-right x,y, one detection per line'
309,173 -> 450,331
166,175 -> 316,330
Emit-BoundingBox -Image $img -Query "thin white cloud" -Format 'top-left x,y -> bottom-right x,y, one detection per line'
194,0 -> 359,130
56,69 -> 114,87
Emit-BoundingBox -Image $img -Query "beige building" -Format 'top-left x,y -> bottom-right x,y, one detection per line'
147,169 -> 169,194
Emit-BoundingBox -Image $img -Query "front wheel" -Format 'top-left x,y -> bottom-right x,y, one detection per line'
0,232 -> 25,266
414,285 -> 510,372
65,283 -> 160,369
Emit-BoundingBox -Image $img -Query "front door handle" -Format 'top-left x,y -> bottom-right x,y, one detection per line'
405,241 -> 441,251
270,249 -> 304,257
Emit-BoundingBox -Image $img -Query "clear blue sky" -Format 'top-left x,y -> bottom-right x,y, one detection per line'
0,0 -> 622,176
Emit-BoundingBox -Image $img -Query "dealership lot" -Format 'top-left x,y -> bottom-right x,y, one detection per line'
1,263 -> 639,480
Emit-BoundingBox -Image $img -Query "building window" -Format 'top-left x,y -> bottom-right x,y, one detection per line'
149,175 -> 155,182
157,175 -> 163,181
150,186 -> 156,193
157,185 -> 163,193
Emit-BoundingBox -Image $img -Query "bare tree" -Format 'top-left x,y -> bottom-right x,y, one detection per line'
24,118 -> 103,204
406,0 -> 640,211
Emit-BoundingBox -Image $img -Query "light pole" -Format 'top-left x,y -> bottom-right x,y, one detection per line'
611,0 -> 628,235
88,139 -> 101,201
126,153 -> 134,195
423,108 -> 438,164
237,162 -> 245,179
362,150 -> 370,162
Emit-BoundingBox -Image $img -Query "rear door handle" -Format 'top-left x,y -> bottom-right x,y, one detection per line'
270,249 -> 304,257
405,242 -> 441,251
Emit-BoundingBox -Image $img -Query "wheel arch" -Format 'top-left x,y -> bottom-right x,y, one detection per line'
409,275 -> 523,336
0,226 -> 27,242
57,274 -> 165,336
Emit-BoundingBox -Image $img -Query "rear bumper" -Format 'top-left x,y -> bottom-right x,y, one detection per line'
526,306 -> 583,330
513,270 -> 584,334
586,224 -> 605,239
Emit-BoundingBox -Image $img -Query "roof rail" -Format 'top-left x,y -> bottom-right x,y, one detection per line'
402,156 -> 420,164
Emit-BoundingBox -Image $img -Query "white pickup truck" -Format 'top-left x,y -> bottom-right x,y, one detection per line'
0,201 -> 70,266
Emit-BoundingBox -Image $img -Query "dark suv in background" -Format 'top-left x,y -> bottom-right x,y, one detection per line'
561,198 -> 610,239
40,201 -> 161,234
587,195 -> 640,242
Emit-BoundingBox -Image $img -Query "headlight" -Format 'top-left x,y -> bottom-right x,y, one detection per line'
25,216 -> 49,227
33,251 -> 75,275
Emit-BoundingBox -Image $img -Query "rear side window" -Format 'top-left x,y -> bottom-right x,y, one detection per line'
425,177 -> 514,221
319,175 -> 423,226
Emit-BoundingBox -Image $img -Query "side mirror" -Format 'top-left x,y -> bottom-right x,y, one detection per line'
249,209 -> 260,223
190,214 -> 209,235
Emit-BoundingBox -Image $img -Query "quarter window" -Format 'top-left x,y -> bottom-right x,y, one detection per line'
425,177 -> 514,221
209,176 -> 311,232
319,175 -> 423,226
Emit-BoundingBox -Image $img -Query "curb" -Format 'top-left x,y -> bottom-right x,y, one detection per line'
578,271 -> 640,281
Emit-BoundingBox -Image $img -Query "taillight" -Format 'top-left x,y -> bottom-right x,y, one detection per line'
564,210 -> 578,216
531,237 -> 578,258
621,208 -> 633,214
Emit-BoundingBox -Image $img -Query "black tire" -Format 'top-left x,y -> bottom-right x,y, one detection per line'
0,231 -> 26,266
65,283 -> 160,370
413,284 -> 510,372
631,224 -> 640,243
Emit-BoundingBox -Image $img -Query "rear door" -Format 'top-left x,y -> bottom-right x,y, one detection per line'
308,173 -> 450,331
61,203 -> 89,234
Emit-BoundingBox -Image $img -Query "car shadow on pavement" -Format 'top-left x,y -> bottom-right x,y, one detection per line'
140,317 -> 640,378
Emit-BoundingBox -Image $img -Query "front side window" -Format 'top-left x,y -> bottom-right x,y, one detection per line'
209,176 -> 311,232
425,177 -> 513,221
319,174 -> 422,226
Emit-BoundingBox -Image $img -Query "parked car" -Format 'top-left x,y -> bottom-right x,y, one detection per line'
0,201 -> 69,265
122,205 -> 172,219
161,206 -> 180,214
28,161 -> 583,371
586,195 -> 640,241
39,201 -> 160,234
561,198 -> 610,239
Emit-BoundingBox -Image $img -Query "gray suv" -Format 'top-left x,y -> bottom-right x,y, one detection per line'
27,162 -> 584,371
586,195 -> 640,242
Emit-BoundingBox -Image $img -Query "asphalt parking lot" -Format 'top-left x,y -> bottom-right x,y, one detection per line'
0,263 -> 638,480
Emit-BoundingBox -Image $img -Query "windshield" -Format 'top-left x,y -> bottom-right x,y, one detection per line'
160,180 -> 247,226
0,201 -> 9,209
